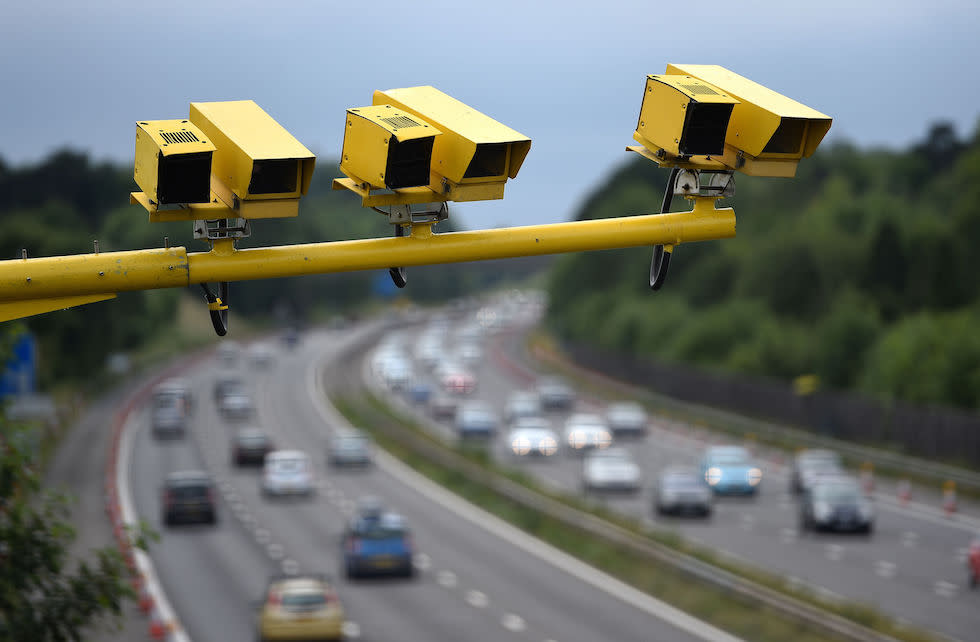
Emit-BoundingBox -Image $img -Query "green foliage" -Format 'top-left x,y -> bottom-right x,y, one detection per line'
0,421 -> 138,641
546,119 -> 980,409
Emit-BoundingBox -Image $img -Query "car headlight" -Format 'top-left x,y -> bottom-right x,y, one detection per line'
747,468 -> 763,486
538,437 -> 557,456
814,501 -> 832,520
705,467 -> 722,486
568,430 -> 586,449
511,436 -> 530,456
596,431 -> 612,449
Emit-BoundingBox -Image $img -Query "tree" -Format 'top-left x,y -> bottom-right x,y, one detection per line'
0,412 -> 139,640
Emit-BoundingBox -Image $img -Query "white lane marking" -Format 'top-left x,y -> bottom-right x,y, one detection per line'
825,544 -> 844,562
219,480 -> 234,494
934,580 -> 959,598
501,613 -> 526,632
255,528 -> 271,545
267,543 -> 285,560
310,336 -> 745,642
239,511 -> 255,526
224,490 -> 239,504
342,621 -> 361,638
779,528 -> 797,543
956,547 -> 969,563
901,531 -> 919,548
739,515 -> 755,531
437,570 -> 458,588
875,561 -> 897,579
282,558 -> 300,575
413,553 -> 432,571
466,590 -> 489,608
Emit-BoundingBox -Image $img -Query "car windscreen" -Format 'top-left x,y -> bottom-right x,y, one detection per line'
271,458 -> 307,473
237,435 -> 268,446
169,484 -> 209,499
353,518 -> 407,540
813,485 -> 860,503
710,454 -> 749,466
281,592 -> 326,611
663,475 -> 701,489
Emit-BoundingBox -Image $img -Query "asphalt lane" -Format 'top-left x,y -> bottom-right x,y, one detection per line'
126,321 -> 727,642
381,309 -> 978,641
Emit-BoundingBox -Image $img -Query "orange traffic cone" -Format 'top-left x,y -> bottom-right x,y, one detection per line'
897,479 -> 911,506
943,480 -> 957,517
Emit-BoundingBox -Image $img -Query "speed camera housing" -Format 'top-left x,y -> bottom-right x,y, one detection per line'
134,119 -> 215,207
189,100 -> 316,218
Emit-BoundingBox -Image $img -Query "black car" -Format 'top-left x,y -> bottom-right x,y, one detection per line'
231,427 -> 275,466
161,471 -> 217,526
800,478 -> 874,534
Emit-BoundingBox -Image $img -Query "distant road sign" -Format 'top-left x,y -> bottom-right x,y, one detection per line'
1,332 -> 36,398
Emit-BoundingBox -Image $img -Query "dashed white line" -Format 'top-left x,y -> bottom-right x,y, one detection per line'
779,527 -> 797,543
501,613 -> 526,632
739,515 -> 755,531
956,547 -> 969,563
466,590 -> 489,608
875,561 -> 897,579
901,531 -> 919,548
267,543 -> 285,560
437,570 -> 457,588
281,558 -> 300,575
413,553 -> 432,571
934,580 -> 959,598
342,621 -> 361,638
255,528 -> 271,545
825,544 -> 844,561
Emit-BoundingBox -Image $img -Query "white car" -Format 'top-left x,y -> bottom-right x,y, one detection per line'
507,417 -> 559,457
582,447 -> 641,492
262,450 -> 315,497
563,413 -> 612,454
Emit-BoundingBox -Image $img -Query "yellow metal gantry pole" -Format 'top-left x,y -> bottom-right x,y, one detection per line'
0,200 -> 734,322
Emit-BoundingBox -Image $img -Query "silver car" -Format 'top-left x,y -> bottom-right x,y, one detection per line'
582,447 -> 641,493
655,467 -> 713,517
262,450 -> 315,497
563,413 -> 612,454
605,401 -> 648,437
507,417 -> 559,457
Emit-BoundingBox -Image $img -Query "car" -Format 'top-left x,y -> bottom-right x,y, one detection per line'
328,432 -> 373,468
605,401 -> 648,437
790,449 -> 844,494
582,447 -> 641,493
380,356 -> 413,390
256,574 -> 345,641
407,380 -> 433,405
537,376 -> 575,410
563,413 -> 613,455
231,427 -> 275,466
215,339 -> 241,366
428,392 -> 458,420
455,401 -> 498,440
153,377 -> 193,415
503,391 -> 542,424
968,536 -> 980,589
699,445 -> 762,495
507,417 -> 559,457
218,387 -> 255,421
654,467 -> 713,517
213,374 -> 245,404
342,506 -> 415,579
799,477 -> 874,534
151,400 -> 187,439
262,450 -> 315,497
281,327 -> 300,349
160,471 -> 217,526
247,342 -> 276,369
440,368 -> 476,395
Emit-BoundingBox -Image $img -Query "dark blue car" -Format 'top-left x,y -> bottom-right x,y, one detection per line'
342,510 -> 415,579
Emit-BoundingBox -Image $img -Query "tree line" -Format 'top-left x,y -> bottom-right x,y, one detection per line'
545,120 -> 980,410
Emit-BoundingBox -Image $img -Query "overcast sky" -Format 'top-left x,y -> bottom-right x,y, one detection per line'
2,0 -> 978,230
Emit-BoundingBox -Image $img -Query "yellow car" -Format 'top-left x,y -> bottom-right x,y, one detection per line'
257,575 -> 345,641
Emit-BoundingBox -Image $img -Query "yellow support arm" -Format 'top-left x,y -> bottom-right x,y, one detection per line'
0,203 -> 734,319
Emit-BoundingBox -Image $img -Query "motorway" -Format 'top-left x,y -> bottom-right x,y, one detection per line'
372,302 -> 980,642
122,319 -> 735,642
